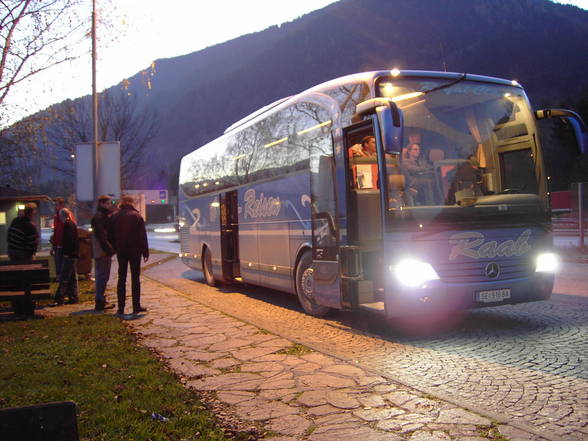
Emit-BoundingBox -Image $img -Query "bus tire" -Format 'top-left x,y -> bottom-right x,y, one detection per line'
202,247 -> 217,287
295,250 -> 329,317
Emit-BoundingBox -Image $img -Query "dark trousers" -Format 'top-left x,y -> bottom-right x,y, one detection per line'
55,256 -> 78,303
116,254 -> 141,313
94,255 -> 112,305
54,247 -> 63,279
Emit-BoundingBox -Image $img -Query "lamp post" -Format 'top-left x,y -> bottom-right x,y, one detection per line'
92,0 -> 99,203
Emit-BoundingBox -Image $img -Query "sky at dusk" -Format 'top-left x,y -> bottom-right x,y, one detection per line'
555,0 -> 588,6
5,0 -> 338,124
4,0 -> 587,125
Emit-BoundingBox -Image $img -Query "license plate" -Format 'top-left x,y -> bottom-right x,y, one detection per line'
476,288 -> 511,303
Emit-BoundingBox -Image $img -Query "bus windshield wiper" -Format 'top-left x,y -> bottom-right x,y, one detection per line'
421,73 -> 467,95
497,188 -> 521,194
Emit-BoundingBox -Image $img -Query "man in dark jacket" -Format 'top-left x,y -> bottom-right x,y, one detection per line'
109,195 -> 149,316
6,203 -> 39,316
91,194 -> 116,311
52,208 -> 79,305
7,203 -> 39,263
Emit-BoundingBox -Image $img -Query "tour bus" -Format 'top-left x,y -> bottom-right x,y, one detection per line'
178,70 -> 586,318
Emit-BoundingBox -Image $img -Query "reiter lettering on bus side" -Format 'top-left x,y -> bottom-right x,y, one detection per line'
244,189 -> 281,219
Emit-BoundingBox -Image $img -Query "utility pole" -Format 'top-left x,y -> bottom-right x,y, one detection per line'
92,0 -> 99,202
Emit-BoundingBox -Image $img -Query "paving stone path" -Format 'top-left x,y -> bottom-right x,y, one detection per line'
142,257 -> 588,441
29,254 -> 570,440
117,274 -> 550,441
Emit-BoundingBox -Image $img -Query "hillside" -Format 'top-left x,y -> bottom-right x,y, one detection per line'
44,0 -> 588,187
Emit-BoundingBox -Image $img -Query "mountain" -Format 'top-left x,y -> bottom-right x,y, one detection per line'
49,0 -> 588,187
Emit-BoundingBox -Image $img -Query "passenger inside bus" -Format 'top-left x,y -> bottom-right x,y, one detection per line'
446,154 -> 484,205
349,135 -> 379,189
401,143 -> 435,205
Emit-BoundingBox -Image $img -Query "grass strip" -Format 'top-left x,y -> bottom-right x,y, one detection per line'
0,314 -> 227,441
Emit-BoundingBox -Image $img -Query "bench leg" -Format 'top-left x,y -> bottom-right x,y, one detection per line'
10,298 -> 36,316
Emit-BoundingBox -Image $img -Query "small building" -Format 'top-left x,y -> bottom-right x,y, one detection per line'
0,186 -> 49,255
125,189 -> 174,223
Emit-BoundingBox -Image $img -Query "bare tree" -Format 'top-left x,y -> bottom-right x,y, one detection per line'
0,0 -> 85,188
0,0 -> 87,121
44,88 -> 159,188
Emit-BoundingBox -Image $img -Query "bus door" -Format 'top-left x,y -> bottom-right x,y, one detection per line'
219,190 -> 239,281
310,152 -> 342,309
341,119 -> 385,307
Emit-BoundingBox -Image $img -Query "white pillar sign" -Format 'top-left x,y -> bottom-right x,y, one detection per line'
75,143 -> 94,201
75,142 -> 121,201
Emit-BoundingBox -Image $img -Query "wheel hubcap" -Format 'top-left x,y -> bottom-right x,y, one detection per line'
301,268 -> 314,300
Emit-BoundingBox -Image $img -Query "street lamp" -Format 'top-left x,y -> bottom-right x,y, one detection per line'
92,0 -> 99,203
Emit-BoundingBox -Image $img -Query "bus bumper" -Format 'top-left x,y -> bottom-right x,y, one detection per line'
384,272 -> 554,318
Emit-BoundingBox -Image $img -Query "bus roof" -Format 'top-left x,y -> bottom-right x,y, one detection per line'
308,70 -> 521,92
223,70 -> 523,135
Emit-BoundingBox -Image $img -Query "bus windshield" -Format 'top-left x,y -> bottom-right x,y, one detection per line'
376,77 -> 543,217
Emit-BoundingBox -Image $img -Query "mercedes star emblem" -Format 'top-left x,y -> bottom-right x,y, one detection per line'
485,262 -> 500,279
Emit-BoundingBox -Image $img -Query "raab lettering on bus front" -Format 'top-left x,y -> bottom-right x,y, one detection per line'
244,189 -> 281,219
449,229 -> 532,261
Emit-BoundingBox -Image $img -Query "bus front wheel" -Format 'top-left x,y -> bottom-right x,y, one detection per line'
202,247 -> 217,287
295,250 -> 329,317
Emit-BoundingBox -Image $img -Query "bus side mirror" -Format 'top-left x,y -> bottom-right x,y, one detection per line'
535,108 -> 587,154
377,102 -> 403,154
355,98 -> 404,154
312,211 -> 336,247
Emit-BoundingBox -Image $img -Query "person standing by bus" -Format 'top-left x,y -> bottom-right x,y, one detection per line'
109,195 -> 149,316
7,203 -> 39,264
91,195 -> 116,311
7,204 -> 39,316
51,208 -> 79,305
50,197 -> 65,280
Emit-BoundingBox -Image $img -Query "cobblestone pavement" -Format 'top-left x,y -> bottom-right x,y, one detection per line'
142,257 -> 588,441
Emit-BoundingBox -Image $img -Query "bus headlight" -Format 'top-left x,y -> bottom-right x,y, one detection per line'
535,252 -> 560,273
391,259 -> 440,287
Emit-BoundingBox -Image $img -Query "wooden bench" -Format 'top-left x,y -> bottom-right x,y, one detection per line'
0,401 -> 79,441
0,259 -> 51,316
